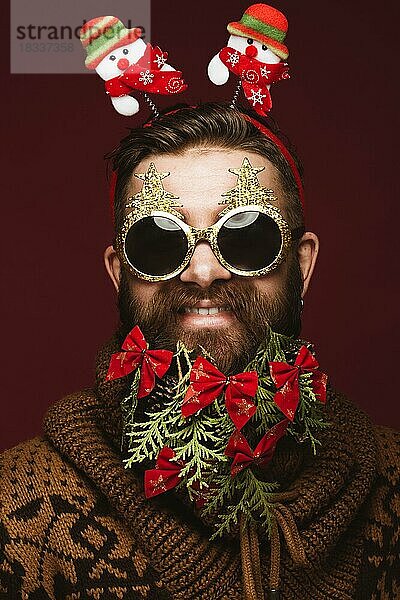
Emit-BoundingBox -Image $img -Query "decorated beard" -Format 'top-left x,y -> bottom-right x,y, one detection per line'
105,156 -> 329,538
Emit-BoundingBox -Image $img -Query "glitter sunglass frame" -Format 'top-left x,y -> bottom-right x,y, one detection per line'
114,158 -> 305,282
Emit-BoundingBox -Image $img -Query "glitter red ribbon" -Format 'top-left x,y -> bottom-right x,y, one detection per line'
105,325 -> 173,398
182,357 -> 258,430
269,345 -> 328,421
105,43 -> 187,98
219,46 -> 289,116
225,419 -> 289,477
144,447 -> 184,498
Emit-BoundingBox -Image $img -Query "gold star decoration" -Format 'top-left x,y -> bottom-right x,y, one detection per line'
220,157 -> 277,210
126,162 -> 182,216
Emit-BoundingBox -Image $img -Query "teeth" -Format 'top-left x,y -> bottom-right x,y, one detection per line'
184,307 -> 230,315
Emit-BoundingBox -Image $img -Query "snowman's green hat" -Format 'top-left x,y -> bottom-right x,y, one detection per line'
80,16 -> 142,70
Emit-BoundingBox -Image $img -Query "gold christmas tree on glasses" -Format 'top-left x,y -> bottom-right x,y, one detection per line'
126,162 -> 182,217
220,157 -> 277,211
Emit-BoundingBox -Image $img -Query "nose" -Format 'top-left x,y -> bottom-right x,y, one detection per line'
245,45 -> 258,58
117,57 -> 129,71
180,242 -> 231,288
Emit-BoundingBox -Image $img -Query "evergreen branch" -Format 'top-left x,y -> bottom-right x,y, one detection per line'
253,376 -> 281,434
205,468 -> 280,540
173,407 -> 230,485
171,341 -> 192,399
296,372 -> 331,454
254,400 -> 282,434
124,391 -> 183,467
121,370 -> 140,452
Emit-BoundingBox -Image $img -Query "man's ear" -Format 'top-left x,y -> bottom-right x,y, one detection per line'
104,246 -> 121,292
297,232 -> 319,298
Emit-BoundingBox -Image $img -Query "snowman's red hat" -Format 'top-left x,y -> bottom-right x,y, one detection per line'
227,4 -> 289,60
80,17 -> 142,70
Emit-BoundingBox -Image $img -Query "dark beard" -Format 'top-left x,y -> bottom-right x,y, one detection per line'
117,249 -> 303,374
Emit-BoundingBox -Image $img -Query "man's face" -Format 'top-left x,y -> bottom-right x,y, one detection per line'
115,148 -> 304,374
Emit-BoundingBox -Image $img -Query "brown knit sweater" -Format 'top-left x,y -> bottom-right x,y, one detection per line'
1,338 -> 399,599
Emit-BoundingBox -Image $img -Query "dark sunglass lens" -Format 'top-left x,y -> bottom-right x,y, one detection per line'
124,216 -> 188,276
217,211 -> 282,271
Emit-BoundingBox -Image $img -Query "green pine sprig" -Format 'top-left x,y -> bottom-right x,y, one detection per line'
297,372 -> 331,453
121,370 -> 140,452
123,385 -> 183,466
171,405 -> 231,486
171,341 -> 193,400
203,468 -> 280,540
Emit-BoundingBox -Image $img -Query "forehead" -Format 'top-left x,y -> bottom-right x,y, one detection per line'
128,148 -> 286,224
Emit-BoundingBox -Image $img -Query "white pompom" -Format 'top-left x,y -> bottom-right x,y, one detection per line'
207,54 -> 230,85
111,95 -> 140,116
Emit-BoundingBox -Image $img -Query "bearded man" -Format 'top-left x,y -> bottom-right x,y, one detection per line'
1,104 -> 399,600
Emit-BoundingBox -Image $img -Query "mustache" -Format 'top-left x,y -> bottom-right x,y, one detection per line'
145,278 -> 263,317
117,275 -> 269,350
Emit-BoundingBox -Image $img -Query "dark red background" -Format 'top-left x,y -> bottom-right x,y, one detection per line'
2,1 -> 399,452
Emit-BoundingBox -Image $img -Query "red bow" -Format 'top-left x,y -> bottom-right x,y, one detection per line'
219,46 -> 289,116
144,447 -> 184,498
269,345 -> 328,421
106,325 -> 173,398
225,419 -> 289,477
105,43 -> 187,98
182,357 -> 258,430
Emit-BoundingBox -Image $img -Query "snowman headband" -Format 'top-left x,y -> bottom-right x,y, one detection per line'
79,6 -> 304,216
79,16 -> 188,117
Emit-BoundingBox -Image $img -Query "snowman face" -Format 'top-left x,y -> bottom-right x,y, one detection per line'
227,34 -> 280,65
95,38 -> 147,80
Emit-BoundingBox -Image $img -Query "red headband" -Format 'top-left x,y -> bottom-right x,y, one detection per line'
109,109 -> 305,220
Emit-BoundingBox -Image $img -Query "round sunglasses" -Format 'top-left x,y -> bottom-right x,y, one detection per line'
115,203 -> 305,282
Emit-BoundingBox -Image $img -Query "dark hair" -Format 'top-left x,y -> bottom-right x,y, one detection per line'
106,102 -> 304,232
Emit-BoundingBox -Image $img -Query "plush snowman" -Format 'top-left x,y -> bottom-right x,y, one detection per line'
80,16 -> 185,116
207,4 -> 290,115
208,36 -> 280,85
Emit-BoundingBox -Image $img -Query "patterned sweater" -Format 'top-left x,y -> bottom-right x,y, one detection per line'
1,341 -> 399,599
